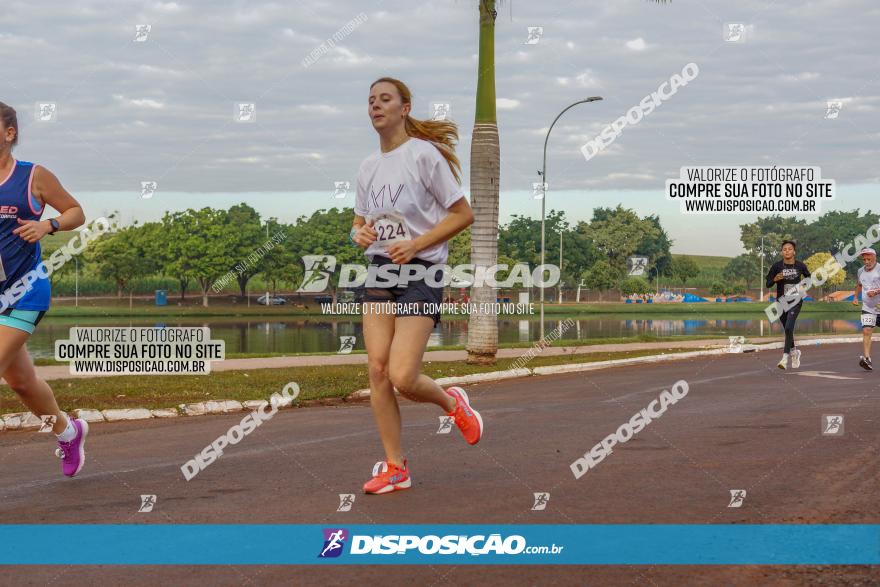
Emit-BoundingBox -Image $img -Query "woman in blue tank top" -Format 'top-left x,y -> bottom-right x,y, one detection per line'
0,102 -> 89,477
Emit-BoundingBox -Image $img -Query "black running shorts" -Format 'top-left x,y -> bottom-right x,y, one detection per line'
354,255 -> 444,326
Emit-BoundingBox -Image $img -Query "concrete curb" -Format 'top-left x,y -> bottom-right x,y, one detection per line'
0,336 -> 870,433
346,336 -> 871,400
531,348 -> 729,375
1,398 -> 298,434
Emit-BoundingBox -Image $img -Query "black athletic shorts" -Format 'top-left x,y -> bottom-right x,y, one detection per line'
354,255 -> 444,326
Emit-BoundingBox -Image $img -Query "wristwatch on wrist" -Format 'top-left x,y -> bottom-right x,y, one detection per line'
48,218 -> 60,235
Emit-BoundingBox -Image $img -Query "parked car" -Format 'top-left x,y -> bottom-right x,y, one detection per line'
256,293 -> 286,305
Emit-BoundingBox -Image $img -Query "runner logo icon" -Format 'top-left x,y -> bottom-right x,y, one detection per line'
298,256 -> 337,292
728,489 -> 746,508
437,416 -> 454,434
337,494 -> 355,512
822,414 -> 844,436
319,528 -> 348,558
531,492 -> 550,511
138,494 -> 157,513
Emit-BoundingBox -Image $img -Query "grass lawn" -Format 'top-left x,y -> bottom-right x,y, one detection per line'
43,300 -> 855,319
3,347 -> 699,414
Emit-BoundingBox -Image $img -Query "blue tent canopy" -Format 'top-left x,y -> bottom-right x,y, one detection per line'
682,293 -> 708,303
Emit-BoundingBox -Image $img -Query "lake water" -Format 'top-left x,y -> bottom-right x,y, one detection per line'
28,313 -> 866,358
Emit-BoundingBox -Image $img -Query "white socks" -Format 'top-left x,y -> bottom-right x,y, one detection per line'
56,415 -> 77,442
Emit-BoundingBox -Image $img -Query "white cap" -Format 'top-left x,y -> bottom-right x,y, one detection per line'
859,247 -> 876,256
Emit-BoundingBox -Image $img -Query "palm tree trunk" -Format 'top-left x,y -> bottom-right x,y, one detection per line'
466,0 -> 500,365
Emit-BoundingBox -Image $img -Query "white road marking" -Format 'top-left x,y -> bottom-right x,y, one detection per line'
793,370 -> 861,380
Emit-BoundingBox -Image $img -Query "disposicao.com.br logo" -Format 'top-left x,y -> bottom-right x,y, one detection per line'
297,255 -> 560,292
317,528 -> 564,558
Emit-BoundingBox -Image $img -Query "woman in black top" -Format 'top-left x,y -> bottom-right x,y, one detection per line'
766,239 -> 810,369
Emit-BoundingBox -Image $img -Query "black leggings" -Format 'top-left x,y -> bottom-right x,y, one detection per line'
779,302 -> 803,353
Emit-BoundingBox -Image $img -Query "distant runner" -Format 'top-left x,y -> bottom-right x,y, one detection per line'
766,239 -> 810,370
852,247 -> 878,371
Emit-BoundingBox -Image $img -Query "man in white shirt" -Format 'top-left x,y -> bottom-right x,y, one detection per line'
852,247 -> 879,371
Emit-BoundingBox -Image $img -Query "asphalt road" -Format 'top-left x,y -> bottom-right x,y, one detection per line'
2,342 -> 878,585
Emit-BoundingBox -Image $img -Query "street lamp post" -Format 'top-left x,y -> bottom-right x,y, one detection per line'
759,235 -> 765,302
539,97 -> 603,340
558,228 -> 563,304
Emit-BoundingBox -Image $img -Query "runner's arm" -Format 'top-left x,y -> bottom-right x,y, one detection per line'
853,282 -> 862,305
766,262 -> 780,289
800,262 -> 811,279
12,165 -> 85,243
412,197 -> 473,253
385,197 -> 473,265
351,215 -> 376,248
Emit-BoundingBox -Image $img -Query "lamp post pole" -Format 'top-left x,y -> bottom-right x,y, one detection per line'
539,96 -> 603,340
759,235 -> 765,301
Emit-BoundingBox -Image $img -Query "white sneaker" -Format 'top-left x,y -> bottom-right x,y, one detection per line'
777,353 -> 789,370
791,348 -> 801,369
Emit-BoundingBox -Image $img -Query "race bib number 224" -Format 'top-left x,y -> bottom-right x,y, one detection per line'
371,211 -> 411,247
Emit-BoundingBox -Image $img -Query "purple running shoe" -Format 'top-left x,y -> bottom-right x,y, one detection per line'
55,418 -> 88,477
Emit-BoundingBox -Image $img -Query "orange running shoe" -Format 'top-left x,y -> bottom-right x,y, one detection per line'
446,386 -> 483,445
363,460 -> 411,494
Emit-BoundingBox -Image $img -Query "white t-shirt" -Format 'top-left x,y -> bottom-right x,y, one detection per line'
858,264 -> 880,313
355,137 -> 465,265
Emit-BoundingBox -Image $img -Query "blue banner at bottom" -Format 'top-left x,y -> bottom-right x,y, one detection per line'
1,525 -> 878,565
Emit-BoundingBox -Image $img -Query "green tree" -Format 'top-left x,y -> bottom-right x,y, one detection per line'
709,281 -> 739,297
225,203 -> 266,297
619,276 -> 652,298
725,254 -> 759,289
498,215 -> 540,266
160,212 -> 194,300
805,252 -> 845,296
85,224 -> 157,298
163,208 -> 235,307
800,209 -> 878,278
670,255 -> 700,284
580,205 -> 662,275
583,260 -> 619,301
297,208 -> 365,300
640,215 -> 673,281
448,228 -> 472,267
260,222 -> 297,296
739,215 -> 808,268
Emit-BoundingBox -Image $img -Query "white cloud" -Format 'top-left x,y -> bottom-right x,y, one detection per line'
496,98 -> 520,110
330,46 -> 373,65
113,95 -> 165,109
625,37 -> 647,51
575,70 -> 600,87
780,72 -> 820,82
154,2 -> 182,13
296,104 -> 341,114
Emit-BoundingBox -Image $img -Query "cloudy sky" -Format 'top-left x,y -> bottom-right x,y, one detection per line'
3,0 -> 878,255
